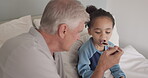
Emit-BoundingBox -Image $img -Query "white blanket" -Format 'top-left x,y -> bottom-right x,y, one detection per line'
120,45 -> 148,78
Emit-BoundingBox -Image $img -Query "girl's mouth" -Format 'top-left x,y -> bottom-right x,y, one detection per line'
100,40 -> 108,45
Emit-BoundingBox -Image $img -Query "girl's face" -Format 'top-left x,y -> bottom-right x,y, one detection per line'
88,16 -> 113,47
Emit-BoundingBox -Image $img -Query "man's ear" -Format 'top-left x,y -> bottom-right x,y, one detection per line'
57,24 -> 68,39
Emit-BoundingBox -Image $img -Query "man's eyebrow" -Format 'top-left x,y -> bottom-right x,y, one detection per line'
84,22 -> 88,27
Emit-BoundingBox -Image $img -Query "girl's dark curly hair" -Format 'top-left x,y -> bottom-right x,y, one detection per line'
86,5 -> 115,28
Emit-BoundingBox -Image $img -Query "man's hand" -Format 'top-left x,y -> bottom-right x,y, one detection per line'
98,46 -> 123,71
91,46 -> 124,78
120,76 -> 124,78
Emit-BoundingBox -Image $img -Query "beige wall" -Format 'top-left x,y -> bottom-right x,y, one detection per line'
107,0 -> 148,58
0,0 -> 106,21
0,0 -> 50,21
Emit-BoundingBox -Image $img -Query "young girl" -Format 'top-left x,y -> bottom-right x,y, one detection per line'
77,5 -> 126,78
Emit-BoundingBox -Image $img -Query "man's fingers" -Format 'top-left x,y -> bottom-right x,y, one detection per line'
105,46 -> 124,58
114,48 -> 124,59
105,46 -> 118,55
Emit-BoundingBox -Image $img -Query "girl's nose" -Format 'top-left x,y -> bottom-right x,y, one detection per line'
100,33 -> 107,40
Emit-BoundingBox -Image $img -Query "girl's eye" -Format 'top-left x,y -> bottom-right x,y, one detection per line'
95,32 -> 101,34
106,32 -> 111,34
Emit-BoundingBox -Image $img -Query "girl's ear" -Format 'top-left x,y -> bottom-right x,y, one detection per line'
57,24 -> 68,39
88,28 -> 91,35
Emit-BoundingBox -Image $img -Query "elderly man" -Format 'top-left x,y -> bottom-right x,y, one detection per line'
0,0 -> 123,78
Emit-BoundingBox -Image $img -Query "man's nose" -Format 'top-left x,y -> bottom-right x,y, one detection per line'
77,34 -> 80,40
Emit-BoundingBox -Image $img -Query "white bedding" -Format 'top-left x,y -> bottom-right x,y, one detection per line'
104,45 -> 148,78
0,15 -> 32,46
120,45 -> 148,78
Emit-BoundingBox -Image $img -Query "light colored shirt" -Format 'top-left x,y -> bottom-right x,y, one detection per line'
0,27 -> 61,78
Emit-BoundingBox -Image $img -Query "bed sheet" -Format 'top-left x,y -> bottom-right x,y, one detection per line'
119,45 -> 148,78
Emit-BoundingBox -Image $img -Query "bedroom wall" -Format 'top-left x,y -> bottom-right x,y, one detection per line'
106,0 -> 148,58
0,0 -> 106,21
0,0 -> 50,21
80,0 -> 106,9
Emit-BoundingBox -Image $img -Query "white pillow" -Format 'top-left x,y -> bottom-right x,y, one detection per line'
120,45 -> 148,78
110,25 -> 119,46
33,18 -> 41,29
0,15 -> 33,46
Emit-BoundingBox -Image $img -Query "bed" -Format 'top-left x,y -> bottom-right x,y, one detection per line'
0,15 -> 148,78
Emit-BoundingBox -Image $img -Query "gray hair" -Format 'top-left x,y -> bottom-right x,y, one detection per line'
40,0 -> 89,34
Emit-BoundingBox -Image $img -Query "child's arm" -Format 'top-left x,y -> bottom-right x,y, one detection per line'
77,48 -> 93,78
110,64 -> 126,78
